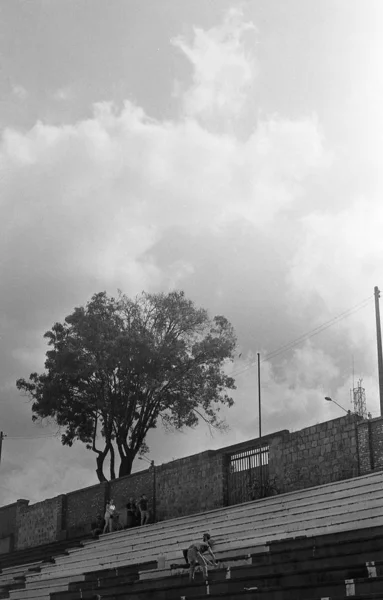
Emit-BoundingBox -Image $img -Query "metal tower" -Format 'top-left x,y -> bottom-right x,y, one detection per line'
353,379 -> 367,418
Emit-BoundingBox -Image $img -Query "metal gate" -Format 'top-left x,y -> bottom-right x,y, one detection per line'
227,445 -> 269,506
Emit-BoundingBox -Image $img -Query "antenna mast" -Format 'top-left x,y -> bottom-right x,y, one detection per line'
353,379 -> 367,419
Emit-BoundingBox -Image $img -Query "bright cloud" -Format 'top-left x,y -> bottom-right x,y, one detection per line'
0,6 -> 381,505
172,8 -> 257,123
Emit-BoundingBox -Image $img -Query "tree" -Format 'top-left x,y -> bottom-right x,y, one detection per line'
16,290 -> 237,482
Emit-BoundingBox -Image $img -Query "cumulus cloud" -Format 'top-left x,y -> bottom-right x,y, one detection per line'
0,7 -> 378,505
172,8 -> 257,124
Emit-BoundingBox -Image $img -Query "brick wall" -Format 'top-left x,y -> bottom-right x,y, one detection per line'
270,415 -> 360,493
155,450 -> 226,521
15,495 -> 65,550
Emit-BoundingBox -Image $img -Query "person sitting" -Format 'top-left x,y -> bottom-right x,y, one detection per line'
91,514 -> 105,538
138,494 -> 150,526
112,508 -> 124,530
126,497 -> 137,528
186,533 -> 217,582
103,499 -> 116,533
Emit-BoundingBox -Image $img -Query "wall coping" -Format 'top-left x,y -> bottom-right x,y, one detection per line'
0,502 -> 17,513
1,413 -> 371,511
110,467 -> 152,483
357,415 -> 383,424
66,481 -> 108,497
219,430 -> 290,454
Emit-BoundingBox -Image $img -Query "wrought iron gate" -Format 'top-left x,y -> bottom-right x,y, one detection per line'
227,444 -> 269,506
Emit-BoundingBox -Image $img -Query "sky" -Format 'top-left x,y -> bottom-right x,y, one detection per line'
1,0 -> 383,505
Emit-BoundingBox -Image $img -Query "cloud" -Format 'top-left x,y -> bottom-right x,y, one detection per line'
53,87 -> 75,102
11,85 -> 28,100
0,438 -> 96,504
172,8 -> 257,124
1,6 -> 378,505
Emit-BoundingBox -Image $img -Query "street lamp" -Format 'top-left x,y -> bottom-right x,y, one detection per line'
324,397 -> 351,415
138,456 -> 156,522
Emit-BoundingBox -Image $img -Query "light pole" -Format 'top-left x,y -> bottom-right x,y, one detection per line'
138,456 -> 156,522
257,353 -> 263,497
324,397 -> 351,415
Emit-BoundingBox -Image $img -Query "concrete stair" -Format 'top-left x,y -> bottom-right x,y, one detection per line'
47,526 -> 383,600
0,536 -> 90,599
8,470 -> 383,600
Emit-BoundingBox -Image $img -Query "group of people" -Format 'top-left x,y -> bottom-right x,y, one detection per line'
91,494 -> 150,537
91,501 -> 218,582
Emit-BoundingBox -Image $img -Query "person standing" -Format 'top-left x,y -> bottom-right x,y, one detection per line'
103,499 -> 116,533
126,497 -> 137,528
138,494 -> 150,525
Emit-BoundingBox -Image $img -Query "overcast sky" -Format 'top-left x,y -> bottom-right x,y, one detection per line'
1,0 -> 382,505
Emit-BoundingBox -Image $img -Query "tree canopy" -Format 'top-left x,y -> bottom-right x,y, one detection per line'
16,290 -> 237,481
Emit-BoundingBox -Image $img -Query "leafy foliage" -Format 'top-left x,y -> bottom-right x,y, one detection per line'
16,290 -> 237,481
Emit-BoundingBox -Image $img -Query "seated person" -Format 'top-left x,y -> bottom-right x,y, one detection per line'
91,514 -> 105,538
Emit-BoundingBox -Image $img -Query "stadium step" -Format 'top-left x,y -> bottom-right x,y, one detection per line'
8,470 -> 383,600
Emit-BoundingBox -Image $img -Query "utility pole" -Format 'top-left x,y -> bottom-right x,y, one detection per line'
374,286 -> 383,416
257,353 -> 263,496
0,431 -> 6,465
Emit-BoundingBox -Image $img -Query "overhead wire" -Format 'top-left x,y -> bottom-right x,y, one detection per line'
231,294 -> 373,379
3,296 -> 374,439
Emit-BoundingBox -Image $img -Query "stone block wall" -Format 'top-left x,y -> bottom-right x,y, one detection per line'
357,416 -> 383,473
155,450 -> 226,521
270,414 -> 360,493
2,413 -> 383,554
0,502 -> 17,554
15,495 -> 65,550
66,482 -> 108,537
370,417 -> 383,469
357,420 -> 372,473
110,469 -> 153,526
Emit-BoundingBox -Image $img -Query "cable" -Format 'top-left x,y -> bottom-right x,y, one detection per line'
231,295 -> 373,378
264,296 -> 372,362
5,434 -> 59,440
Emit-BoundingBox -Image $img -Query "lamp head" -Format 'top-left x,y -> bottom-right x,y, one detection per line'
324,397 -> 332,402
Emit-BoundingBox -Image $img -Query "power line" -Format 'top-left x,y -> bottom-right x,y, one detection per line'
5,434 -> 59,440
231,295 -> 373,379
264,296 -> 372,363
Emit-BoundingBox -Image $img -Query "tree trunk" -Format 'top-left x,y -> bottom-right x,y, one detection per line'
95,448 -> 109,482
119,454 -> 134,477
110,443 -> 116,480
